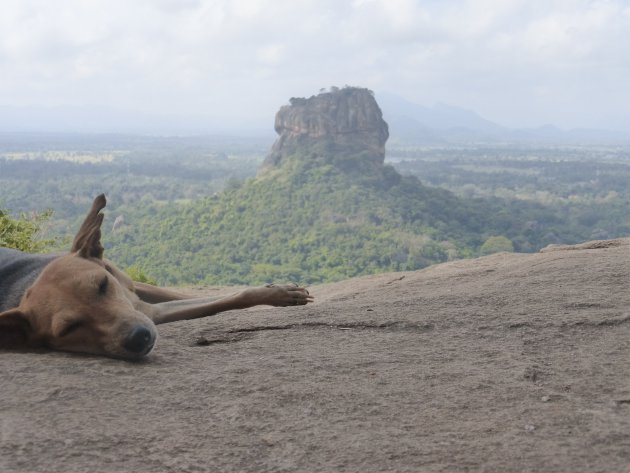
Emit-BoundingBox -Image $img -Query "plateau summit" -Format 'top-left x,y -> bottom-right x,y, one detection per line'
261,87 -> 389,175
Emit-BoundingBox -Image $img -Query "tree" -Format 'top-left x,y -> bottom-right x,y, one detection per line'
125,265 -> 158,285
0,208 -> 56,253
479,236 -> 515,256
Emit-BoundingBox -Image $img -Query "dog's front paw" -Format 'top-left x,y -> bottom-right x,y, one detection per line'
262,283 -> 313,306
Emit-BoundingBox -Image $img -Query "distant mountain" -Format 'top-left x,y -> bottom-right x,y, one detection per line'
377,92 -> 630,145
378,92 -> 503,133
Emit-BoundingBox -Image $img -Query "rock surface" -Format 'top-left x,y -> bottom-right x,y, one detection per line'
1,238 -> 629,472
260,87 -> 389,174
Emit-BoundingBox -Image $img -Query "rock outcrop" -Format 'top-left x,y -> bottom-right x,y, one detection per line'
260,87 -> 389,174
3,238 -> 629,472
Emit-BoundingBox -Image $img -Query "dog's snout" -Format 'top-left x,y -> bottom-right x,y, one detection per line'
123,326 -> 155,355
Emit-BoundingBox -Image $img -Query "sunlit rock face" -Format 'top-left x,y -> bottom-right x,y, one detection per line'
260,87 -> 389,174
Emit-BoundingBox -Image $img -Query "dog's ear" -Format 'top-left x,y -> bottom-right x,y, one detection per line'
0,309 -> 32,348
71,194 -> 106,259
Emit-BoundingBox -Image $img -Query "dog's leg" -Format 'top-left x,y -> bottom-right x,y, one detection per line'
133,282 -> 193,303
143,284 -> 313,325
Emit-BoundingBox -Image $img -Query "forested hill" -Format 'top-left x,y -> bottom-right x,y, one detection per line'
102,88 -> 566,285
104,155 -> 556,285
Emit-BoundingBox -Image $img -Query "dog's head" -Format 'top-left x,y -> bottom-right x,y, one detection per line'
0,195 -> 157,359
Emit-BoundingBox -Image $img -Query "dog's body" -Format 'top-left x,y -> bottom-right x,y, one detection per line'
0,247 -> 57,312
0,195 -> 312,359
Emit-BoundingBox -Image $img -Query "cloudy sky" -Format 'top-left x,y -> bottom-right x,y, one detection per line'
1,0 -> 629,132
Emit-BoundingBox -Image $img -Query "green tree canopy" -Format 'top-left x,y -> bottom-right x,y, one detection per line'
0,208 -> 55,253
479,236 -> 515,256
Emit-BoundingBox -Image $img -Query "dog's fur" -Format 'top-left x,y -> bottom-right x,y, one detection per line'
0,195 -> 313,359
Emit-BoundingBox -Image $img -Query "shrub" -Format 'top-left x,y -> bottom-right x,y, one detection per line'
479,236 -> 515,256
0,208 -> 56,253
124,265 -> 158,285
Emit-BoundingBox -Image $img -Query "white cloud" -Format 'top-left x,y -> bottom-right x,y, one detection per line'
257,43 -> 287,65
0,0 -> 629,130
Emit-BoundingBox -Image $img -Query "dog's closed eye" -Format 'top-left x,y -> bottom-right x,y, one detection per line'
59,321 -> 83,337
98,276 -> 109,295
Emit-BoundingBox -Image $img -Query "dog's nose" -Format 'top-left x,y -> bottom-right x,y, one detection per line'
123,326 -> 154,355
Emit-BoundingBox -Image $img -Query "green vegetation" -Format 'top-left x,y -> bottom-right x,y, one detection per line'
124,265 -> 158,285
393,146 -> 630,244
103,151 -> 590,285
0,208 -> 56,253
1,135 -> 629,286
0,134 -> 267,230
479,236 -> 515,256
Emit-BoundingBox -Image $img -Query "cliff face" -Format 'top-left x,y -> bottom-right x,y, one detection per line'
260,87 -> 389,174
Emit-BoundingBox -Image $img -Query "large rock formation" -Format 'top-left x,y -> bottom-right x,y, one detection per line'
260,87 -> 389,174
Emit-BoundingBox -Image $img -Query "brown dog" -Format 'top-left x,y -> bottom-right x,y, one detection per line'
0,195 -> 313,359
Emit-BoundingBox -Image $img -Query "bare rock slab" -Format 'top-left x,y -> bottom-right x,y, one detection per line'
2,239 -> 629,472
